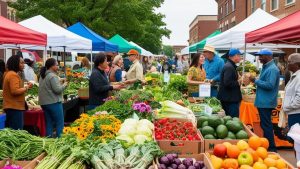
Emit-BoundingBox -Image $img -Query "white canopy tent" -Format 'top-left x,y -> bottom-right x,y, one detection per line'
19,15 -> 92,52
206,9 -> 280,50
129,41 -> 153,57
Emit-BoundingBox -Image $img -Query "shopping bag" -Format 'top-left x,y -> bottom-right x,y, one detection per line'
278,109 -> 287,128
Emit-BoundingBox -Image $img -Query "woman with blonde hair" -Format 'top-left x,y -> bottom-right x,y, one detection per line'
81,57 -> 91,77
109,55 -> 123,82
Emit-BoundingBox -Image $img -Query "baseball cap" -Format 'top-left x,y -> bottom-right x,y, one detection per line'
255,48 -> 273,56
127,49 -> 139,55
228,48 -> 242,57
288,53 -> 300,64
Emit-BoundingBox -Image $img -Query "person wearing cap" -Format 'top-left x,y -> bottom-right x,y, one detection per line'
108,54 -> 123,82
125,49 -> 144,84
250,48 -> 279,152
217,48 -> 242,117
283,53 -> 300,130
202,44 -> 225,97
23,55 -> 37,82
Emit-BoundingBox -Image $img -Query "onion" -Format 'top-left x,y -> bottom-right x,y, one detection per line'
160,156 -> 170,166
174,158 -> 182,166
178,164 -> 186,169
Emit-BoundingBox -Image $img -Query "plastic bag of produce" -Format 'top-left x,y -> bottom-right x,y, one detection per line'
278,109 -> 287,128
288,123 -> 300,161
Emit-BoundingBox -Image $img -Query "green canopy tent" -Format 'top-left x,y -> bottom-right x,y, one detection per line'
109,34 -> 141,53
189,30 -> 221,53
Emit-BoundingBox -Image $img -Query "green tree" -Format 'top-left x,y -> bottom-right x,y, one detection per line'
162,45 -> 173,57
10,0 -> 171,54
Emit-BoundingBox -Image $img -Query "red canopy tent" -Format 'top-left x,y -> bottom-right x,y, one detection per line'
246,10 -> 300,45
0,16 -> 47,46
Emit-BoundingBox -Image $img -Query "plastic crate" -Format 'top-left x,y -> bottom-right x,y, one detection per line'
0,114 -> 6,129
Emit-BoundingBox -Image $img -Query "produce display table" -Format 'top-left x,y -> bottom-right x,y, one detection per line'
24,109 -> 46,136
63,97 -> 81,123
239,101 -> 292,148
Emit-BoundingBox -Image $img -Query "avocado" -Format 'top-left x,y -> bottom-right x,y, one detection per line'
197,116 -> 208,128
226,120 -> 244,133
204,134 -> 215,139
207,115 -> 222,128
236,130 -> 248,139
227,131 -> 236,139
201,126 -> 215,136
202,121 -> 209,128
216,125 -> 228,139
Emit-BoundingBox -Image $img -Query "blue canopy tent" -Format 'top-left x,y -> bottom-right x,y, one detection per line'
67,22 -> 118,52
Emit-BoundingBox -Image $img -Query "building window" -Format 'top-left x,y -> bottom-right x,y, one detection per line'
251,0 -> 256,13
261,0 -> 266,10
225,3 -> 229,15
286,0 -> 295,5
232,0 -> 235,11
220,7 -> 223,18
271,0 -> 279,11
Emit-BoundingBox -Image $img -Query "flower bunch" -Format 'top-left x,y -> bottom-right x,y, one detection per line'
63,113 -> 121,142
132,102 -> 152,113
2,165 -> 22,169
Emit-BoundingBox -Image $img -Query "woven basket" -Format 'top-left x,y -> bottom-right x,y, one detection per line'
78,87 -> 89,99
242,94 -> 256,103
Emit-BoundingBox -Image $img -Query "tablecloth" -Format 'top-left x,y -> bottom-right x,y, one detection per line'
24,109 -> 46,136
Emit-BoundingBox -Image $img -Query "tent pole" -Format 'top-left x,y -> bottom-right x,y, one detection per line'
4,48 -> 6,62
50,47 -> 52,57
44,46 -> 47,65
90,49 -> 93,70
63,46 -> 66,76
242,43 -> 247,85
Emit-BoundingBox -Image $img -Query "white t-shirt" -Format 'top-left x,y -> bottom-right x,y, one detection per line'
24,64 -> 36,82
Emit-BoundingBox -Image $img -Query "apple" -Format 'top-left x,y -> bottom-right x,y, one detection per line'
213,144 -> 227,158
238,152 -> 253,166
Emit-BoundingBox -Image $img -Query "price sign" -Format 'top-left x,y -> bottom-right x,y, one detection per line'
199,84 -> 211,97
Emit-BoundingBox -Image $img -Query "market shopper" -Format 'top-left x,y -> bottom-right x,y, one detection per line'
3,55 -> 32,130
175,53 -> 184,73
187,53 -> 206,97
39,58 -> 67,138
23,55 -> 37,82
218,48 -> 242,117
142,56 -> 151,75
283,53 -> 300,129
89,53 -> 123,109
250,48 -> 280,152
125,49 -> 144,84
0,59 -> 5,89
81,57 -> 91,77
202,44 -> 224,97
109,54 -> 123,82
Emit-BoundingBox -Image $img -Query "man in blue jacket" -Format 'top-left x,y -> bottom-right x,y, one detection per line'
203,44 -> 224,97
250,48 -> 279,152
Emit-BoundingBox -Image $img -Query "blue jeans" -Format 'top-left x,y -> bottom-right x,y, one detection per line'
221,101 -> 240,117
258,108 -> 277,152
288,113 -> 300,128
41,102 -> 64,138
211,87 -> 218,97
5,109 -> 24,130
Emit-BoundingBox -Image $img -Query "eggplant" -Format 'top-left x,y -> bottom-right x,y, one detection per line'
174,158 -> 182,166
160,156 -> 170,166
159,164 -> 167,169
178,164 -> 186,169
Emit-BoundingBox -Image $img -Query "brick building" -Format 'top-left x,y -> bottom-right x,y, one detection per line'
216,0 -> 300,31
172,45 -> 187,55
189,15 -> 218,45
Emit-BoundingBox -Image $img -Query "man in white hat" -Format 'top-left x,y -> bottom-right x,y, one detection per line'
202,44 -> 224,97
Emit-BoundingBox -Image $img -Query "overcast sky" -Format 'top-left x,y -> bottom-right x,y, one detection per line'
157,0 -> 218,46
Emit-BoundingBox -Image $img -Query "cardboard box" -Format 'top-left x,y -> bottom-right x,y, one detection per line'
155,118 -> 203,154
155,153 -> 213,169
200,123 -> 257,153
0,153 -> 46,169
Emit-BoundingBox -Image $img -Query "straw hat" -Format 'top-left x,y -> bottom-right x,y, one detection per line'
113,54 -> 123,64
203,44 -> 215,53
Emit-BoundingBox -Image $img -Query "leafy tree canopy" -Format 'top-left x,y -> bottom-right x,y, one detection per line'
162,45 -> 173,58
10,0 -> 171,54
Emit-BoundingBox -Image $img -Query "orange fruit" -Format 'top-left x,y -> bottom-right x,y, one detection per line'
263,157 -> 277,167
260,138 -> 269,150
237,140 -> 249,151
240,165 -> 253,169
246,148 -> 259,162
248,136 -> 262,150
253,162 -> 268,169
267,154 -> 279,160
223,142 -> 232,148
227,145 -> 241,159
256,147 -> 268,159
268,167 -> 277,169
276,159 -> 287,169
222,158 -> 239,169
